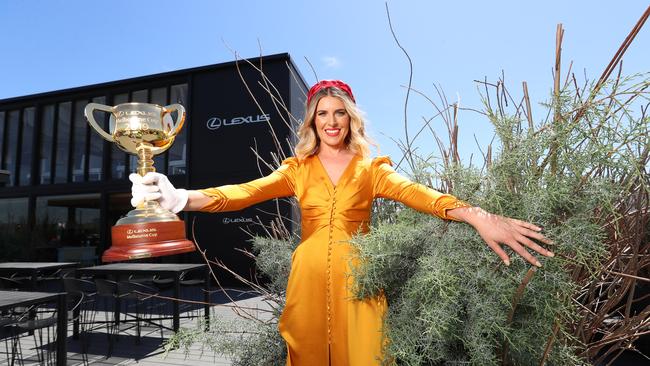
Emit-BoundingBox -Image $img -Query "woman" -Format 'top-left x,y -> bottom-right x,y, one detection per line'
131,80 -> 554,365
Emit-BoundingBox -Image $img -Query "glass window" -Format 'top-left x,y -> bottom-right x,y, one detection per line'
150,87 -> 166,105
150,87 -> 168,174
54,101 -> 71,184
88,96 -> 106,181
132,89 -> 147,103
72,100 -> 88,182
168,84 -> 188,175
0,197 -> 29,261
39,104 -> 55,184
0,111 -> 5,168
18,107 -> 36,186
111,93 -> 128,180
3,110 -> 20,186
34,194 -> 101,250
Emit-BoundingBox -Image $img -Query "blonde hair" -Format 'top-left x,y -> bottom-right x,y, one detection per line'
294,87 -> 375,160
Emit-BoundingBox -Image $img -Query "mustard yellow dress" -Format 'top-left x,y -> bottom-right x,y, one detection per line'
198,155 -> 469,365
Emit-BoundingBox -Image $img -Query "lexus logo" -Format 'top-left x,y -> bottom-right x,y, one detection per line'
206,114 -> 270,130
222,217 -> 255,224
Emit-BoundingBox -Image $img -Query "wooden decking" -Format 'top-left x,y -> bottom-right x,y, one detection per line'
0,288 -> 267,366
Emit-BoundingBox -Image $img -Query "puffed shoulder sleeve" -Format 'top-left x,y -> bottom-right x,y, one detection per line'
197,157 -> 298,213
371,156 -> 471,221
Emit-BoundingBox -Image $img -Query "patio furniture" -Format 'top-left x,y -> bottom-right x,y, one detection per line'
77,263 -> 210,333
0,290 -> 67,366
117,281 -> 165,344
92,278 -> 165,359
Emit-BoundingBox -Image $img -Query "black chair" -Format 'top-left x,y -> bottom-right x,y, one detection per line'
180,272 -> 207,321
0,276 -> 34,358
93,278 -> 165,359
12,309 -> 58,365
8,273 -> 31,288
127,274 -> 156,285
4,268 -> 64,292
0,276 -> 30,291
116,281 -> 165,345
152,274 -> 174,290
1,310 -> 24,366
94,278 -> 118,358
62,278 -> 97,365
5,295 -> 82,366
37,268 -> 69,292
62,278 -> 96,295
152,271 -> 206,321
152,271 -> 207,290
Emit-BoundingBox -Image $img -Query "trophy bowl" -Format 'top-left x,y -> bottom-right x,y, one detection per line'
85,102 -> 195,262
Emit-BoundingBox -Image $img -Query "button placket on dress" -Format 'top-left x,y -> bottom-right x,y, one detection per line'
326,186 -> 337,343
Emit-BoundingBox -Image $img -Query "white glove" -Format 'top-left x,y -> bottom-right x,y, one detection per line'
129,172 -> 189,213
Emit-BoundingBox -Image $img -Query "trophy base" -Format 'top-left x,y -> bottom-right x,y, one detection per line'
103,221 -> 195,262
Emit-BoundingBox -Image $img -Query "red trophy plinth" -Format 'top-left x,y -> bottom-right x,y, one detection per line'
104,221 -> 195,262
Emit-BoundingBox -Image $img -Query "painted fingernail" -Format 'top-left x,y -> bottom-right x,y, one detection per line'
535,260 -> 542,267
504,260 -> 510,266
548,251 -> 555,257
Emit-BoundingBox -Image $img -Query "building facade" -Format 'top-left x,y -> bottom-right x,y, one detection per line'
0,53 -> 306,280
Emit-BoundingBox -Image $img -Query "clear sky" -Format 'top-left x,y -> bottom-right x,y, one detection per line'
1,0 -> 648,166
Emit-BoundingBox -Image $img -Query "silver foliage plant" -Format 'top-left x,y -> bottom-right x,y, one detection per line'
349,70 -> 649,365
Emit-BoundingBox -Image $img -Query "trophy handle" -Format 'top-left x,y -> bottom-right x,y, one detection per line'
164,104 -> 186,137
84,103 -> 114,142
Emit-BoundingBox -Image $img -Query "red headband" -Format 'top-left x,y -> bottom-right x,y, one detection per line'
307,80 -> 356,105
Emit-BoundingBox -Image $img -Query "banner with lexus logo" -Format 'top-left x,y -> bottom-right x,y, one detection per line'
187,55 -> 306,285
189,60 -> 296,179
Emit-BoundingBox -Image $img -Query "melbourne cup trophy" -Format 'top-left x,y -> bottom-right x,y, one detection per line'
84,102 -> 195,262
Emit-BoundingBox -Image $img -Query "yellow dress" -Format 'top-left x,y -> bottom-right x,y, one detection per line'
198,154 -> 469,365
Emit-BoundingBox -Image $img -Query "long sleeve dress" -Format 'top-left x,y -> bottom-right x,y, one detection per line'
198,154 -> 470,366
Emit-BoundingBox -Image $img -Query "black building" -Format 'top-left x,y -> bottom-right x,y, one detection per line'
0,53 -> 307,281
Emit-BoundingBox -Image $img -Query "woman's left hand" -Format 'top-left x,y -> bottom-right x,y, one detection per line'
448,207 -> 554,267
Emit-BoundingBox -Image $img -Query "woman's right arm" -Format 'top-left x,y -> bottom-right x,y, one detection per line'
193,163 -> 296,212
130,157 -> 298,213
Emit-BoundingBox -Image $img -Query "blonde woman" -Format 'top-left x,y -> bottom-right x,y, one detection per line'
131,80 -> 554,365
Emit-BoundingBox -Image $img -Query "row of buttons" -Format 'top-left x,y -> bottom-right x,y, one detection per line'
326,187 -> 337,343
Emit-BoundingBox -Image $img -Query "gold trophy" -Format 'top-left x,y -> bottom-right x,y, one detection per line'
85,102 -> 195,262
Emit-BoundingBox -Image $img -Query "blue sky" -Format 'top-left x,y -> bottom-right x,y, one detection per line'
1,0 -> 648,166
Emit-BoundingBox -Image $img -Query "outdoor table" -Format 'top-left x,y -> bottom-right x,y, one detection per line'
76,263 -> 210,332
0,262 -> 79,290
0,290 -> 67,366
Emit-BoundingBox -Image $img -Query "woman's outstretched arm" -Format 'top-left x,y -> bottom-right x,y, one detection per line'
372,156 -> 554,267
131,157 -> 298,213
